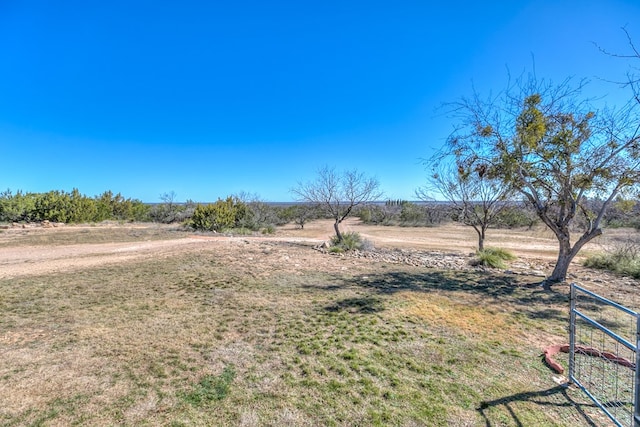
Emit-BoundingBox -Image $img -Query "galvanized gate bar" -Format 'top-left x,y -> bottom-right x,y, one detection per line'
573,310 -> 637,352
569,283 -> 640,427
573,285 -> 638,317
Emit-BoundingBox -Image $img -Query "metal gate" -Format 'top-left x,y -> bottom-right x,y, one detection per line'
569,284 -> 640,427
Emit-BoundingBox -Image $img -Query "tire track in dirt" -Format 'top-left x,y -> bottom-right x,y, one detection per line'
0,235 -> 325,279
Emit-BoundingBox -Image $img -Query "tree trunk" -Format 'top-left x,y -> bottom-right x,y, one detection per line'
473,226 -> 485,251
546,235 -> 578,288
334,220 -> 343,242
546,228 -> 601,289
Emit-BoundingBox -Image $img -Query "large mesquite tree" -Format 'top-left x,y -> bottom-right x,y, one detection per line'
443,79 -> 640,286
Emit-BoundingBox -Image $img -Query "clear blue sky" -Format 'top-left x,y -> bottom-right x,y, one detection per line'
1,1 -> 639,202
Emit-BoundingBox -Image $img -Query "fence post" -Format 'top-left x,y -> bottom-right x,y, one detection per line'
634,313 -> 640,427
569,283 -> 576,383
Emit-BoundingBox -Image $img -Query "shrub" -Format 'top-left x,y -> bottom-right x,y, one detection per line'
330,232 -> 371,252
472,247 -> 516,269
190,197 -> 248,232
261,225 -> 276,234
584,241 -> 640,278
399,202 -> 426,225
328,246 -> 344,254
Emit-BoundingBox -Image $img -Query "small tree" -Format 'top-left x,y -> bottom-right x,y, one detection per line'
417,161 -> 513,251
282,204 -> 317,229
292,166 -> 382,242
444,78 -> 640,286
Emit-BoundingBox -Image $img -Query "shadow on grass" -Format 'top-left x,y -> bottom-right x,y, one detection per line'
324,296 -> 384,314
334,270 -> 570,320
477,385 -> 599,427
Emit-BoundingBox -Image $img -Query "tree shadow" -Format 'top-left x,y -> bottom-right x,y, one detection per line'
477,385 -> 600,427
324,296 -> 384,314
339,270 -> 569,319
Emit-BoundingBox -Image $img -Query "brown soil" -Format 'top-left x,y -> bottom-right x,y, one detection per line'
1,219 -> 638,307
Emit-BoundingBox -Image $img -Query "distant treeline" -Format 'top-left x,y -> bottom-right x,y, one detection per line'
2,189 -> 639,231
356,198 -> 640,230
0,189 -> 318,232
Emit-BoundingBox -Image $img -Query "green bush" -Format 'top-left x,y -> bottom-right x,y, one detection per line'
330,232 -> 368,252
472,247 -> 516,269
399,202 -> 426,225
190,197 -> 248,232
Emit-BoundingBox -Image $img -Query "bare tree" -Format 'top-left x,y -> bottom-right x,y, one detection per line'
292,166 -> 382,242
442,77 -> 640,287
417,160 -> 513,251
160,191 -> 177,211
152,190 -> 180,223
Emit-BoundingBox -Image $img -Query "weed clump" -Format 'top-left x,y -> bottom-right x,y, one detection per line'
261,225 -> 276,234
330,232 -> 372,253
471,247 -> 516,269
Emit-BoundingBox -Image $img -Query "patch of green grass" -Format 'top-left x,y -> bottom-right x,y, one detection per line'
180,366 -> 236,406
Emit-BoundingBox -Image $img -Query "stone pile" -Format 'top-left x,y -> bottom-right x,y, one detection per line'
315,245 -> 474,270
313,244 -> 557,277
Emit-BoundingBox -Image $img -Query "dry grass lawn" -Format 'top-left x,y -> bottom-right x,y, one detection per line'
1,220 -> 638,426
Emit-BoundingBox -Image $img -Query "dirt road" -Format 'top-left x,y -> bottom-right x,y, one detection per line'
0,218 -> 621,280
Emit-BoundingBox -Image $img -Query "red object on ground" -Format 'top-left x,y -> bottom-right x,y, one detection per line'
543,344 -> 636,374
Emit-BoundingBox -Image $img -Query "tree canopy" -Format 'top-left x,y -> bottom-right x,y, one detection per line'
440,77 -> 640,285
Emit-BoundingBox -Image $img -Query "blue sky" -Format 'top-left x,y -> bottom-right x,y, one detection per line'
1,1 -> 639,202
